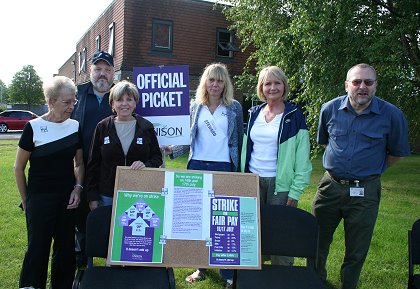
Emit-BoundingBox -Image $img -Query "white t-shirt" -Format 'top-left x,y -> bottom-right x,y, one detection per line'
249,110 -> 283,177
192,105 -> 230,162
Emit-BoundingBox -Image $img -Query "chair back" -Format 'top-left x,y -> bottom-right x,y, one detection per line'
260,205 -> 319,261
411,219 -> 420,265
85,205 -> 113,259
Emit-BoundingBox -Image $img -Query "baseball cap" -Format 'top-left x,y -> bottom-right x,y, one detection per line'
92,51 -> 114,67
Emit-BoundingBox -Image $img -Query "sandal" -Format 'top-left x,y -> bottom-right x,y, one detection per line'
185,270 -> 205,283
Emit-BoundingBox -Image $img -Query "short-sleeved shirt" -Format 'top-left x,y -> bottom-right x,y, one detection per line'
317,95 -> 410,179
19,118 -> 82,194
249,110 -> 283,177
192,104 -> 230,163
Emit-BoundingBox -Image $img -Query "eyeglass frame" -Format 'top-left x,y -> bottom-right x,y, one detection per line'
60,99 -> 79,106
347,79 -> 376,87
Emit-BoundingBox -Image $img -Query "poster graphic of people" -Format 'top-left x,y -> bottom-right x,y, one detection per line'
110,191 -> 165,263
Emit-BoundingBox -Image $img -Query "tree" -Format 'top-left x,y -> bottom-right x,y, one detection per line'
222,0 -> 420,153
0,79 -> 8,104
8,65 -> 44,106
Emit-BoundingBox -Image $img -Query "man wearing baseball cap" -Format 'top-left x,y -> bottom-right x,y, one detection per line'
71,50 -> 115,267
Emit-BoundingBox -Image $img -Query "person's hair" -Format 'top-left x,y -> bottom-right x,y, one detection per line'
256,66 -> 289,101
109,80 -> 140,107
346,63 -> 377,80
43,76 -> 77,103
195,63 -> 234,106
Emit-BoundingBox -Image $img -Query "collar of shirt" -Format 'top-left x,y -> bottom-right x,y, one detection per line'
338,95 -> 380,115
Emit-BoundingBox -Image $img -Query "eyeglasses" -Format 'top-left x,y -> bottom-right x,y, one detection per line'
61,99 -> 78,106
348,79 -> 376,87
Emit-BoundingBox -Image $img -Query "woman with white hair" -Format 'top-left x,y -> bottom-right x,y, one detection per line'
15,76 -> 84,289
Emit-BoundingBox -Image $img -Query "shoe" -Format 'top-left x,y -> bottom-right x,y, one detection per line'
185,270 -> 205,283
225,279 -> 233,289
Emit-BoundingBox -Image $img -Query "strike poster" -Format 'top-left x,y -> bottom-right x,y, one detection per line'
163,171 -> 212,240
109,191 -> 165,264
134,65 -> 190,145
209,196 -> 259,267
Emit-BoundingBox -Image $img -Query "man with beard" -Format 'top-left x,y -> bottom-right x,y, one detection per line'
312,63 -> 410,289
71,50 -> 115,267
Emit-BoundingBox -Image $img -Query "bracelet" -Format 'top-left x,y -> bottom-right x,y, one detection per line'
74,184 -> 84,190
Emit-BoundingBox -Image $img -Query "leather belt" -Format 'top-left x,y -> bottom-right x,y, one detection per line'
327,171 -> 379,185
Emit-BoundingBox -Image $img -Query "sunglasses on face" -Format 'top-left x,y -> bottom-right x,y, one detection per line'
349,79 -> 376,87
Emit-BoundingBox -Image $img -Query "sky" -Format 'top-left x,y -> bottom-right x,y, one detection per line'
0,0 -> 114,86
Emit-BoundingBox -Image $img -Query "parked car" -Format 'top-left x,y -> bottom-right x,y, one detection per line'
0,110 -> 38,133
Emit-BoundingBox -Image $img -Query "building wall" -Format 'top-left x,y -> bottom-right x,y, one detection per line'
59,53 -> 77,82
58,0 -> 252,102
121,0 -> 250,80
71,0 -> 124,84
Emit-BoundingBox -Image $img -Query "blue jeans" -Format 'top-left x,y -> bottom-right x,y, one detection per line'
99,195 -> 113,207
187,159 -> 232,172
187,159 -> 234,280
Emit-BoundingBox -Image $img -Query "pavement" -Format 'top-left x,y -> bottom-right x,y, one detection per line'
0,131 -> 22,140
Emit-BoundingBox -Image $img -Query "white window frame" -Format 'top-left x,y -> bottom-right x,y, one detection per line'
108,23 -> 115,56
96,35 -> 101,51
216,28 -> 239,58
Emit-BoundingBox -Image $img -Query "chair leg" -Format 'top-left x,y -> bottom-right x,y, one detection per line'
167,267 -> 176,289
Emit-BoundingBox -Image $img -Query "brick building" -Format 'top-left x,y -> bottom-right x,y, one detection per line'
58,0 -> 252,104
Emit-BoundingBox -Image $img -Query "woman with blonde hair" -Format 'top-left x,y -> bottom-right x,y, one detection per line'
166,63 -> 243,288
241,66 -> 312,265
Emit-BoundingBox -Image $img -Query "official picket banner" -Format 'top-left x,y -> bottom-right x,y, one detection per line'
134,65 -> 190,145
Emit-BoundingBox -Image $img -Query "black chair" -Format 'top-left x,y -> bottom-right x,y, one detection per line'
408,219 -> 420,289
72,205 -> 175,289
234,205 -> 325,289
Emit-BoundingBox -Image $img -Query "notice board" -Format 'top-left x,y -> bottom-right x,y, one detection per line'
107,167 -> 260,270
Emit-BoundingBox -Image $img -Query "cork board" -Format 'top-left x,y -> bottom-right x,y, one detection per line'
108,166 -> 260,269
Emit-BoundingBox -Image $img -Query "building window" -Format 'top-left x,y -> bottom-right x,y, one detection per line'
152,19 -> 173,52
78,50 -> 86,74
78,52 -> 82,75
108,22 -> 115,56
81,48 -> 87,73
216,28 -> 239,58
96,35 -> 101,51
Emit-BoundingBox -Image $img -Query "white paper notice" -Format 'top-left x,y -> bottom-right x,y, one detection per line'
163,171 -> 212,240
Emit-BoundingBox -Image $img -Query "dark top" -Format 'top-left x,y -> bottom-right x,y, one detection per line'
72,81 -> 113,164
85,114 -> 163,201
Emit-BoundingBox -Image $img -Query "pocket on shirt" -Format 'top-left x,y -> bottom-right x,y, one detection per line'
330,128 -> 348,150
360,131 -> 384,149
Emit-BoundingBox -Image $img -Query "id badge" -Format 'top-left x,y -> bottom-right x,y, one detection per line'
350,187 -> 364,197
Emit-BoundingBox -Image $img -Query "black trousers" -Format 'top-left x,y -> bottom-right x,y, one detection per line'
20,192 -> 76,289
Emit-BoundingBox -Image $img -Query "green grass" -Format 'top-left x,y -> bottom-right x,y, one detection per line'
1,139 -> 419,288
